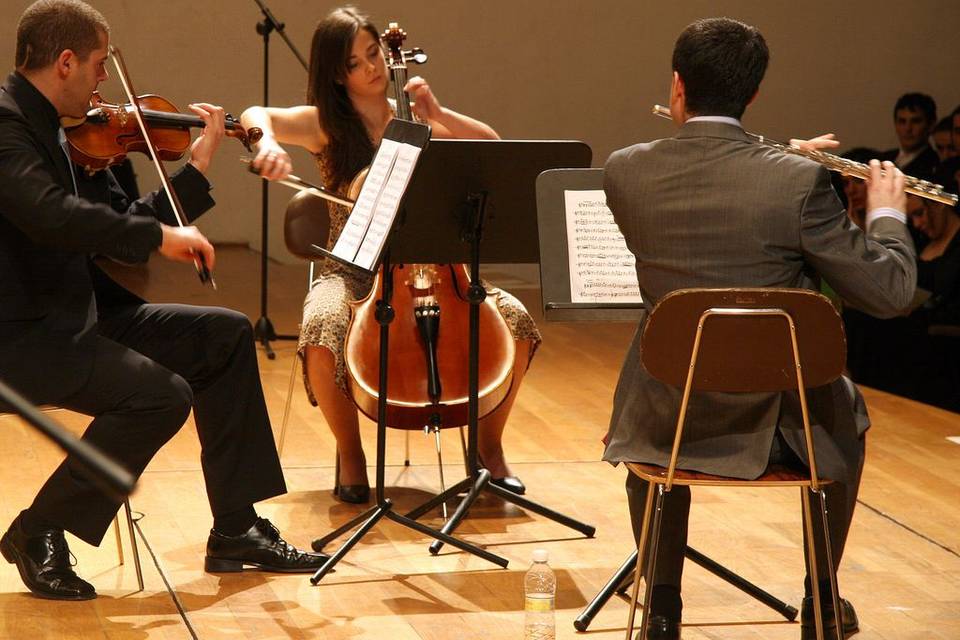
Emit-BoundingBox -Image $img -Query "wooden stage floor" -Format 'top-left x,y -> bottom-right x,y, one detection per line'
1,247 -> 958,639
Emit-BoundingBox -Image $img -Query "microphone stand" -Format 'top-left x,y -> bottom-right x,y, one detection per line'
252,0 -> 309,359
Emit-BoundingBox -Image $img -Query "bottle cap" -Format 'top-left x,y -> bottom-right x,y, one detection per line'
532,549 -> 549,563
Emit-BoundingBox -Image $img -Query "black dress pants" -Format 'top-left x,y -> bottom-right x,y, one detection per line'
626,429 -> 866,590
26,304 -> 286,546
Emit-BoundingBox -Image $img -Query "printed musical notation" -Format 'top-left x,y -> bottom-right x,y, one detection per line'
332,138 -> 423,271
564,189 -> 643,304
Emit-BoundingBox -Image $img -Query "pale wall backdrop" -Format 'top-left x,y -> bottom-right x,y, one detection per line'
3,0 -> 959,263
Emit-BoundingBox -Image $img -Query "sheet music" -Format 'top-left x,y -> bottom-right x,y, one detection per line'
564,189 -> 643,304
332,138 -> 423,270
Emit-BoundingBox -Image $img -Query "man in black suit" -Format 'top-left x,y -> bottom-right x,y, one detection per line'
0,0 -> 325,601
881,93 -> 940,177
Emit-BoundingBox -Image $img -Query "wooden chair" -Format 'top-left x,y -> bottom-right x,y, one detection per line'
0,406 -> 144,592
276,191 -> 465,511
624,288 -> 847,640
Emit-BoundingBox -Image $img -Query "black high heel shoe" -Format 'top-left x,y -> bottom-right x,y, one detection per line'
477,455 -> 526,495
333,452 -> 370,504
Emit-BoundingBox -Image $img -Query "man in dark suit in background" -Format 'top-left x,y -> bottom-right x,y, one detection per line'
0,0 -> 324,602
603,17 -> 916,640
882,92 -> 940,177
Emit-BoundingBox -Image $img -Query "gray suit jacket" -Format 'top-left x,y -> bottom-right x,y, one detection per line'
602,121 -> 916,487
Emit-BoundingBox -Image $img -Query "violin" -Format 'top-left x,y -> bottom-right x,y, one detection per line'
343,23 -> 516,429
64,92 -> 261,175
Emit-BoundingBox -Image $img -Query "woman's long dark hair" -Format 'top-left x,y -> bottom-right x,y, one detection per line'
307,7 -> 381,190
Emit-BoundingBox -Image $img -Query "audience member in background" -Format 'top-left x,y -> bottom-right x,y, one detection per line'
881,93 -> 939,177
940,105 -> 960,187
932,116 -> 957,162
845,166 -> 959,412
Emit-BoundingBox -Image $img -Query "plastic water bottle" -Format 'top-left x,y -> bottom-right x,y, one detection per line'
524,549 -> 556,640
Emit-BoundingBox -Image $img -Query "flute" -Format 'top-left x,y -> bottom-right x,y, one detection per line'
652,104 -> 958,207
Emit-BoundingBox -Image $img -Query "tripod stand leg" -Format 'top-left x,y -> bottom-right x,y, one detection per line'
388,511 -> 508,567
427,469 -> 491,556
573,544 -> 798,632
254,316 -> 277,360
312,503 -> 382,552
685,546 -> 798,621
574,549 -> 638,632
487,482 -> 597,536
310,501 -> 393,584
404,477 -> 473,521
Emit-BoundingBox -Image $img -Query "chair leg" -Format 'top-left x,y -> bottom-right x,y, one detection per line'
801,488 -> 826,640
404,431 -> 411,467
815,488 -> 845,640
113,514 -> 124,565
277,351 -> 300,458
625,480 -> 656,640
123,499 -> 144,592
639,484 -> 667,640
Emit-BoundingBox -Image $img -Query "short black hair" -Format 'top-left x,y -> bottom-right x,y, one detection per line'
893,93 -> 936,123
16,0 -> 108,71
672,17 -> 769,119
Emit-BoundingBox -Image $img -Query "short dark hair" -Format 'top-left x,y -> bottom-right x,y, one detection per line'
15,0 -> 108,71
672,17 -> 769,119
893,93 -> 936,123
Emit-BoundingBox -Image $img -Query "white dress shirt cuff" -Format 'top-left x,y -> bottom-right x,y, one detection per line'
866,207 -> 907,230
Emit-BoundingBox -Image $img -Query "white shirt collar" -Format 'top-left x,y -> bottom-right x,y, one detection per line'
686,115 -> 743,128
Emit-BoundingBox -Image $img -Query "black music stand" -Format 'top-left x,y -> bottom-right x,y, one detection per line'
384,140 -> 597,553
535,168 -> 798,631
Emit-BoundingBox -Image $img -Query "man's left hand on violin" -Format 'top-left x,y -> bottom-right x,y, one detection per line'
187,103 -> 226,174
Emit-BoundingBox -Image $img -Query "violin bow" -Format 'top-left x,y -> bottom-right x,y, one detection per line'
108,45 -> 216,288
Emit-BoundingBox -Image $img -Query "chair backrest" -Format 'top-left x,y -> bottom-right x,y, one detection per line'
641,288 -> 846,393
283,190 -> 331,261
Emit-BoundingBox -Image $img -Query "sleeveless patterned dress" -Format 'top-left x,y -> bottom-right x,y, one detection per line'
297,151 -> 541,403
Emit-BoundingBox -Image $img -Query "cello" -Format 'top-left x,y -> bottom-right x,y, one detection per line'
342,23 -> 516,430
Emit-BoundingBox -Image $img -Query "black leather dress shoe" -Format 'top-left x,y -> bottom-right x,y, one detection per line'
333,483 -> 370,504
635,614 -> 681,640
0,516 -> 95,600
801,596 -> 859,639
489,475 -> 526,495
205,518 -> 328,573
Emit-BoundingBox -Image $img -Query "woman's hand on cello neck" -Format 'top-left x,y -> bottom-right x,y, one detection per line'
404,76 -> 499,140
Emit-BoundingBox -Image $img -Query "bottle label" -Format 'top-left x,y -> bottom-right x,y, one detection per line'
524,595 -> 555,612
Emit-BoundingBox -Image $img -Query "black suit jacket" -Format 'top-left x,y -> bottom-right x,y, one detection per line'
0,72 -> 213,405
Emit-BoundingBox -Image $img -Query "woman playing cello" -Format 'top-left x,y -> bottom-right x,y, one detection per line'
241,6 -> 540,503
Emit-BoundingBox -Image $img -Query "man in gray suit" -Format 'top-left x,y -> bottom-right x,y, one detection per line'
603,18 -> 916,640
